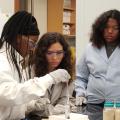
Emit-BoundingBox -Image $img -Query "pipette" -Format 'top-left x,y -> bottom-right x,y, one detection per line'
65,82 -> 70,119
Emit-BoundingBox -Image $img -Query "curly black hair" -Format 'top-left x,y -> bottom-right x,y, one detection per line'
90,9 -> 120,48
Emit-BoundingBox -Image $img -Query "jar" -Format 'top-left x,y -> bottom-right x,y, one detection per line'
103,101 -> 115,120
115,103 -> 120,120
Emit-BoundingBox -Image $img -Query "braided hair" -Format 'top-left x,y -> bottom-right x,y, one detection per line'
0,10 -> 40,82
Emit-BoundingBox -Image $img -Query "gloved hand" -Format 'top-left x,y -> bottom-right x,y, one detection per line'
26,98 -> 50,116
76,96 -> 87,106
49,69 -> 71,84
48,104 -> 65,115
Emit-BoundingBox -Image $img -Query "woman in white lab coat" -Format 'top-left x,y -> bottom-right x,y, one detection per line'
0,11 -> 70,120
26,32 -> 75,119
75,9 -> 120,120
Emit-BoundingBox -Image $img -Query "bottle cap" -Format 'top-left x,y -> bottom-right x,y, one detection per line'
104,101 -> 114,107
116,103 -> 120,108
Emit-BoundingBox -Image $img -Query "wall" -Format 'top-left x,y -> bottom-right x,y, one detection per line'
76,0 -> 120,62
27,0 -> 47,37
33,0 -> 47,37
0,0 -> 14,36
0,0 -> 47,37
0,0 -> 14,14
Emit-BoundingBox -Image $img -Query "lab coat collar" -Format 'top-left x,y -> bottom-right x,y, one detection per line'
98,45 -> 119,62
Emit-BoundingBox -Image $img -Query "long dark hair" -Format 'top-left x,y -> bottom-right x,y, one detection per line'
90,9 -> 120,48
34,32 -> 73,82
0,10 -> 40,82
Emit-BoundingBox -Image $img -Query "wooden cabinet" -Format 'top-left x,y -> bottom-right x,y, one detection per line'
14,0 -> 20,12
47,0 -> 76,37
47,0 -> 76,80
14,0 -> 28,12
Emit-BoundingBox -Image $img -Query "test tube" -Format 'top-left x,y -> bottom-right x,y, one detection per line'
65,82 -> 70,119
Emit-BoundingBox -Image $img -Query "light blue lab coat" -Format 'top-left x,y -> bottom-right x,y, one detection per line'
75,43 -> 120,104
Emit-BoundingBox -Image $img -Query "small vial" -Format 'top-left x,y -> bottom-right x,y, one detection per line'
65,82 -> 70,119
65,104 -> 70,119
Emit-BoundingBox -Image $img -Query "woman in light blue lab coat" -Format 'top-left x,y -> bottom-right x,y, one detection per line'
75,9 -> 120,120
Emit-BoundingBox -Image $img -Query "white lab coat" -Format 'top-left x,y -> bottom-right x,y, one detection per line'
0,45 -> 54,120
75,43 -> 120,104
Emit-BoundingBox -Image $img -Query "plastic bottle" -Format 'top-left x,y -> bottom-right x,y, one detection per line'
115,102 -> 120,120
103,101 -> 115,120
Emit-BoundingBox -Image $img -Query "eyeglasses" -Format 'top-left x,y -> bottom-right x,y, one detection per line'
28,39 -> 37,49
46,50 -> 64,57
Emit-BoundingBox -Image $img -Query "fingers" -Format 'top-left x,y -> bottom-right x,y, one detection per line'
76,97 -> 87,106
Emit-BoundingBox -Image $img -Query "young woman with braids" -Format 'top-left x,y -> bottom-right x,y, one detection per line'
0,11 -> 70,120
25,32 -> 75,120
